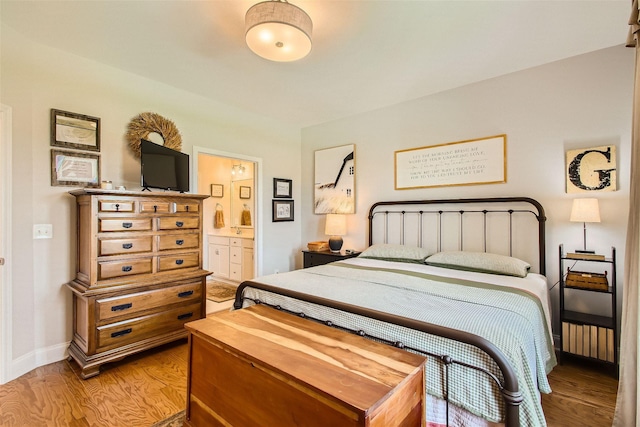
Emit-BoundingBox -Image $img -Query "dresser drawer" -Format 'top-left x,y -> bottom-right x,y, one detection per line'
230,264 -> 242,282
99,236 -> 153,256
209,235 -> 230,246
175,202 -> 199,213
99,258 -> 153,280
158,234 -> 199,251
99,200 -> 135,213
230,246 -> 242,264
97,302 -> 200,351
140,201 -> 172,214
158,252 -> 200,272
96,281 -> 202,322
158,217 -> 199,230
99,218 -> 152,232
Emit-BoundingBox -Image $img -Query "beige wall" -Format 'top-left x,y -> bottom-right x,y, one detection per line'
1,22 -> 634,382
301,45 -> 634,336
1,27 -> 302,381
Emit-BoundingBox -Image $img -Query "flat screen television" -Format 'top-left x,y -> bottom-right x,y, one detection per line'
140,139 -> 190,192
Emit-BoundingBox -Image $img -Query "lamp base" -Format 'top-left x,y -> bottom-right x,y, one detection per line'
575,249 -> 596,254
328,236 -> 343,253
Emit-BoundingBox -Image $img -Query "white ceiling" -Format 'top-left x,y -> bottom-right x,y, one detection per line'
1,1 -> 630,128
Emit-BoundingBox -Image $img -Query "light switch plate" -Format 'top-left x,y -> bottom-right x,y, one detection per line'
33,224 -> 53,239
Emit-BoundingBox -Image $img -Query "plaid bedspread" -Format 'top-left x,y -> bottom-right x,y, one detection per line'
238,259 -> 556,426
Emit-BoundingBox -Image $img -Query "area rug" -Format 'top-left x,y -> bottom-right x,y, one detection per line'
151,410 -> 185,427
207,281 -> 238,303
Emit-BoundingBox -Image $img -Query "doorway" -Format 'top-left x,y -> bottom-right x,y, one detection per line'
192,147 -> 262,299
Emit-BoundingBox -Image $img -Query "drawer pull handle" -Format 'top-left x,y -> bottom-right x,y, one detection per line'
175,259 -> 184,265
176,221 -> 184,227
122,222 -> 132,229
122,266 -> 133,272
111,303 -> 132,312
111,328 -> 132,338
176,239 -> 184,245
115,204 -> 120,212
186,206 -> 190,212
154,205 -> 158,213
178,312 -> 193,320
178,290 -> 194,298
122,243 -> 133,249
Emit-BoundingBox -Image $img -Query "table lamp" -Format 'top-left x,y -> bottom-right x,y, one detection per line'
325,214 -> 347,253
570,198 -> 600,254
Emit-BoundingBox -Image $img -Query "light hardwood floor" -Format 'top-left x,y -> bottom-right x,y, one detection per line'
0,341 -> 618,427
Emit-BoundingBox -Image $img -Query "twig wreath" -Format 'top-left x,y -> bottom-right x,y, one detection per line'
126,112 -> 182,158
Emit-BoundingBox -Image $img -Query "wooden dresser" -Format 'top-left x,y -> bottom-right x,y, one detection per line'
65,189 -> 210,379
184,305 -> 426,427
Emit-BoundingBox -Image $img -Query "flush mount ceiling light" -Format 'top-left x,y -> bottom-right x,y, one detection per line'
245,0 -> 312,62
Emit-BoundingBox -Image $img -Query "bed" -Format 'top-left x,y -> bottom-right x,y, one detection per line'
233,197 -> 557,427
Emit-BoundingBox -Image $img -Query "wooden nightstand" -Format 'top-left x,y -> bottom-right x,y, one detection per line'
302,250 -> 361,268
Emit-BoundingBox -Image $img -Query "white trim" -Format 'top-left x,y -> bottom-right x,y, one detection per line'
0,104 -> 13,384
192,146 -> 263,277
10,342 -> 70,382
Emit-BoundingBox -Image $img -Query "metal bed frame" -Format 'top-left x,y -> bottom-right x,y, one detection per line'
234,197 -> 547,427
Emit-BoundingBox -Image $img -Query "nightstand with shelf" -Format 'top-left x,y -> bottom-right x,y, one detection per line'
559,244 -> 617,372
302,250 -> 361,268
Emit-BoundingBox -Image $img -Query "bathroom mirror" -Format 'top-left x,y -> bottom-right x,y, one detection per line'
230,178 -> 254,228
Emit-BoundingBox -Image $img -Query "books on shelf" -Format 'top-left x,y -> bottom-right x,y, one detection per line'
562,322 -> 615,362
566,252 -> 606,261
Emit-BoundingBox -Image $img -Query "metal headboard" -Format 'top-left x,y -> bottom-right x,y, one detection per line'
368,197 -> 547,275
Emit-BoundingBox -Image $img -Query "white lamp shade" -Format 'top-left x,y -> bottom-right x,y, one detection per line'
570,198 -> 601,223
245,1 -> 312,62
325,214 -> 347,236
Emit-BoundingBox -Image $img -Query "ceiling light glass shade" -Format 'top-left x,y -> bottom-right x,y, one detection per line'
245,1 -> 312,62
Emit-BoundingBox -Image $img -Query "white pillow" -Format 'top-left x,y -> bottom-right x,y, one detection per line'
359,244 -> 431,264
425,251 -> 531,278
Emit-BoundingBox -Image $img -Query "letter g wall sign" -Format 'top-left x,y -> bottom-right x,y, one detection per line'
566,145 -> 617,193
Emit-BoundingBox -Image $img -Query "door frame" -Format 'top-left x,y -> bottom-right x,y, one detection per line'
192,146 -> 263,278
0,104 -> 13,384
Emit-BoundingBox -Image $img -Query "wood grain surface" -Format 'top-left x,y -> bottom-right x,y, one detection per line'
185,305 -> 426,426
0,329 -> 618,426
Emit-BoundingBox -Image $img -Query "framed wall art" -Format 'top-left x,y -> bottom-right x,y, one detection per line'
50,109 -> 101,152
273,178 -> 292,198
240,186 -> 251,199
272,199 -> 294,222
314,144 -> 355,214
211,183 -> 224,198
51,149 -> 100,187
566,145 -> 617,193
394,135 -> 506,190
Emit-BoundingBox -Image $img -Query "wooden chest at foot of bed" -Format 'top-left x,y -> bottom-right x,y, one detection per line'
184,305 -> 426,427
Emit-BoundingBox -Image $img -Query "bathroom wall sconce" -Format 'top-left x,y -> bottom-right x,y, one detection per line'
231,164 -> 246,175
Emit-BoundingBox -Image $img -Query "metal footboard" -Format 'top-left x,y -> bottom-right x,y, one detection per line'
234,281 -> 524,427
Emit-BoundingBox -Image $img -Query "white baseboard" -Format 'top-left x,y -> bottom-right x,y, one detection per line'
6,342 -> 69,383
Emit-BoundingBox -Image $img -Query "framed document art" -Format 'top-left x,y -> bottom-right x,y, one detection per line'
314,144 -> 355,214
211,184 -> 224,198
395,135 -> 506,190
272,199 -> 294,222
240,186 -> 251,199
51,150 -> 100,187
273,178 -> 292,198
51,109 -> 100,152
